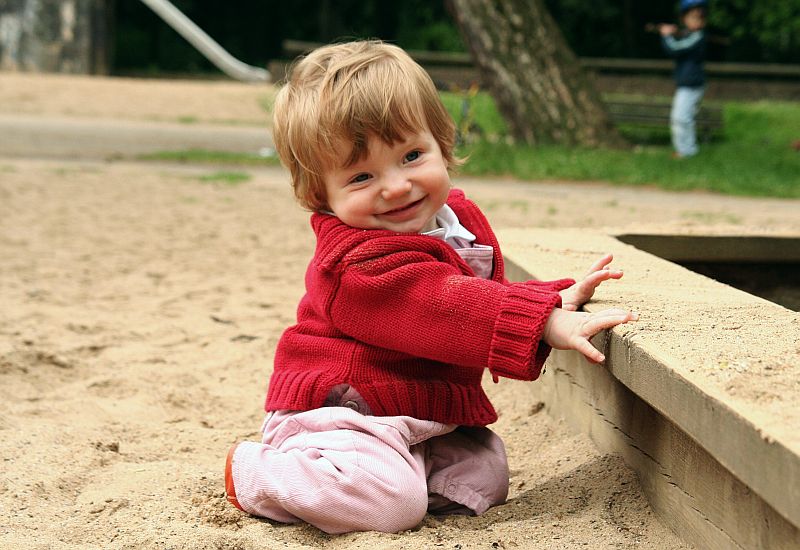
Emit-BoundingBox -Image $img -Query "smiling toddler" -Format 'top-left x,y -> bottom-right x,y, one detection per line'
224,40 -> 638,534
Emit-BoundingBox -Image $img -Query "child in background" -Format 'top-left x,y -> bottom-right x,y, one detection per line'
659,0 -> 708,158
225,40 -> 638,534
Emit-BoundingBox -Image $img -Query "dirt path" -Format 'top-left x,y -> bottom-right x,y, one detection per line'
1,73 -> 798,549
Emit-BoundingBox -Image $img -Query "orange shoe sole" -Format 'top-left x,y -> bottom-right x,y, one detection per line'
225,444 -> 244,511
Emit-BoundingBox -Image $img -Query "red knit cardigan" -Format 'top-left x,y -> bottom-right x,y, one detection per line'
265,189 -> 575,426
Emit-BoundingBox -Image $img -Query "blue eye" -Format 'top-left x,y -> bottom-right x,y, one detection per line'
349,173 -> 370,184
404,150 -> 421,163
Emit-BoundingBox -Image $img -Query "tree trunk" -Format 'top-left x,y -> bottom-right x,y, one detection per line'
447,0 -> 625,147
0,0 -> 111,74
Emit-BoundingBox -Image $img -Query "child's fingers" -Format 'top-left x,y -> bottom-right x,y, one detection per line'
585,269 -> 623,287
582,309 -> 638,335
585,253 -> 614,275
577,271 -> 623,300
575,338 -> 605,363
574,309 -> 639,362
592,308 -> 638,321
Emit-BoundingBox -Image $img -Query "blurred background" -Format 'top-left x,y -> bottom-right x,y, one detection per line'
109,0 -> 797,73
2,1 -> 798,77
1,0 -> 798,197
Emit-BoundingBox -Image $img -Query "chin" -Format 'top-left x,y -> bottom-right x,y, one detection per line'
382,219 -> 424,233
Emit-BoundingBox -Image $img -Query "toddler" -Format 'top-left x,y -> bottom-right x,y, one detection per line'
225,40 -> 638,534
659,0 -> 708,158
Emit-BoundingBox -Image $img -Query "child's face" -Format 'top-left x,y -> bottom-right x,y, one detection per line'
322,129 -> 452,233
683,8 -> 706,31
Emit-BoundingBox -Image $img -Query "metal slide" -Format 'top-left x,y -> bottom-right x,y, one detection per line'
139,0 -> 270,83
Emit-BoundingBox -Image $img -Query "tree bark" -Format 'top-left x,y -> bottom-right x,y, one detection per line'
447,0 -> 625,147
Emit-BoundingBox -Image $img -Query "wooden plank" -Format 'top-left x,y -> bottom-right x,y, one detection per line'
582,57 -> 800,78
527,347 -> 800,549
499,229 -> 800,534
605,100 -> 723,131
605,102 -> 721,115
611,117 -> 722,130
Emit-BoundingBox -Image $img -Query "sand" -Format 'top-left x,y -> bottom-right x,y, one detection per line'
2,73 -> 798,549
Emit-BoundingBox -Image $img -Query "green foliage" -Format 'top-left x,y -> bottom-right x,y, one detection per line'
455,95 -> 800,198
198,171 -> 252,185
394,5 -> 464,52
113,0 -> 463,76
113,0 -> 800,74
708,0 -> 800,62
543,0 -> 633,57
139,149 -> 280,166
440,90 -> 508,141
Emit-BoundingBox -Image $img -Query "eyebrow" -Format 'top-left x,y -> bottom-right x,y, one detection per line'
338,132 -> 430,171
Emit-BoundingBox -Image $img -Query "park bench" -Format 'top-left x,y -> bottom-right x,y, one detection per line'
604,100 -> 724,140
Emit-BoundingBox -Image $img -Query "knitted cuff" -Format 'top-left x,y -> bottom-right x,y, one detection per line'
487,284 -> 562,382
522,277 -> 576,293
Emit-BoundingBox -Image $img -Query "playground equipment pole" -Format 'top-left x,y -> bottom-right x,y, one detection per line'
139,0 -> 270,83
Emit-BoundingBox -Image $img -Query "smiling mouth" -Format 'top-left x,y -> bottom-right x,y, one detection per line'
382,197 -> 424,216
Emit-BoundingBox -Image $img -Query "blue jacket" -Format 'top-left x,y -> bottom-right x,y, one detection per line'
661,30 -> 706,87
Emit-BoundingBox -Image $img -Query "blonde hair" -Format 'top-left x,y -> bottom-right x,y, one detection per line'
272,40 -> 459,211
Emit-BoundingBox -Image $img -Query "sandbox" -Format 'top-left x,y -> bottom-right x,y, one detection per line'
501,229 -> 800,549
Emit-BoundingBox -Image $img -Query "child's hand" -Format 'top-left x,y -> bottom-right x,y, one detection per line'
543,307 -> 639,363
560,253 -> 623,312
659,24 -> 678,36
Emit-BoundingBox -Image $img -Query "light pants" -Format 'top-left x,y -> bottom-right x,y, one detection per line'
670,86 -> 705,157
228,404 -> 509,534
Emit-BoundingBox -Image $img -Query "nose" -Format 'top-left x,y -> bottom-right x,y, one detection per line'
381,175 -> 412,201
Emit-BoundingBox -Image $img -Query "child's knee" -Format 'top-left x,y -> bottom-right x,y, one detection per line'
306,480 -> 428,534
361,487 -> 428,533
348,465 -> 429,531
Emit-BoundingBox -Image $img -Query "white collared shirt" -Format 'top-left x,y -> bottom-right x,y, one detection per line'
423,205 -> 494,279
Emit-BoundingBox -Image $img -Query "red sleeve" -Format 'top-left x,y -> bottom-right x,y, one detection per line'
324,248 -> 563,382
513,278 -> 575,293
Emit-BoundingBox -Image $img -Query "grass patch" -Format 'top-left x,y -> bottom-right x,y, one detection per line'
145,93 -> 798,199
440,90 -> 508,140
139,149 -> 281,166
447,93 -> 800,199
198,171 -> 251,185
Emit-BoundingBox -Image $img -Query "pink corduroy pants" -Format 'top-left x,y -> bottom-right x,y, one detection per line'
228,387 -> 509,534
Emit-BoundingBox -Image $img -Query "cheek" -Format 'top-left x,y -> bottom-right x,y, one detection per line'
332,191 -> 372,221
326,190 -> 350,219
431,165 -> 452,191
